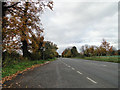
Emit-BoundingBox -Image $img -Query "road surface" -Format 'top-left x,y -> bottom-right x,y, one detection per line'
3,58 -> 118,88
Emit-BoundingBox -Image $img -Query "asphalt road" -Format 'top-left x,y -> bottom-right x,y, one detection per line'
4,58 -> 118,88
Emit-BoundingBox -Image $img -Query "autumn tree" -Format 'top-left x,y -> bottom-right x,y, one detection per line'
43,41 -> 58,59
108,46 -> 113,56
66,49 -> 71,57
93,46 -> 100,56
84,45 -> 90,57
79,39 -> 115,57
80,45 -> 85,55
62,48 -> 71,57
71,46 -> 78,57
30,36 -> 45,60
100,39 -> 113,56
89,45 -> 95,56
2,2 -> 20,29
62,48 -> 67,57
62,46 -> 78,58
2,1 -> 53,58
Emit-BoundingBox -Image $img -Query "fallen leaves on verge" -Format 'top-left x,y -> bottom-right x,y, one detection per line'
1,61 -> 50,85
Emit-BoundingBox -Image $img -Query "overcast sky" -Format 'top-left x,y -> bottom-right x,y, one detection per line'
41,0 -> 118,54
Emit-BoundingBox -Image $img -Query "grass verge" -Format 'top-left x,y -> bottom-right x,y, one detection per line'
2,58 -> 56,78
74,56 -> 120,63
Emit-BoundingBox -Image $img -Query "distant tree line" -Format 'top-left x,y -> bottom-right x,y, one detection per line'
62,39 -> 119,58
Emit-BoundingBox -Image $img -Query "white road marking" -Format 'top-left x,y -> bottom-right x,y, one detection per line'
77,71 -> 82,74
61,60 -> 98,85
68,66 -> 71,67
86,77 -> 97,84
72,67 -> 75,70
102,65 -> 107,66
62,62 -> 69,66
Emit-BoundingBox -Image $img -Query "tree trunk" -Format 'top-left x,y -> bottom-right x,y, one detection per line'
21,2 -> 29,58
21,40 -> 29,57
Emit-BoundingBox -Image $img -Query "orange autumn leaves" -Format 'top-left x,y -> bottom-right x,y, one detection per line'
2,1 -> 53,53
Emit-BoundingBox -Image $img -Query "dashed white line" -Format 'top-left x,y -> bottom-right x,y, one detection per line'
68,66 -> 71,67
61,61 -> 98,84
86,77 -> 97,84
77,71 -> 82,74
62,62 -> 69,66
71,67 -> 75,70
102,65 -> 107,66
65,64 -> 68,66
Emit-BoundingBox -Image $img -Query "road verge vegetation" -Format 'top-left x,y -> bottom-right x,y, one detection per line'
2,58 -> 56,84
74,56 -> 119,63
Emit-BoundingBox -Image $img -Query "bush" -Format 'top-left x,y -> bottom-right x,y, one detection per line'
76,54 -> 85,58
30,52 -> 42,60
2,51 -> 21,67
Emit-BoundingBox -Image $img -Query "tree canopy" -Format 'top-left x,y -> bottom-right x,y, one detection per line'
2,1 -> 53,57
62,46 -> 78,58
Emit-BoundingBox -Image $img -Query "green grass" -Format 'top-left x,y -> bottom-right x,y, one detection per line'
2,58 -> 56,78
75,56 -> 120,63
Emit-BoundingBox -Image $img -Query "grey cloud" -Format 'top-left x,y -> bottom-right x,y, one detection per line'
41,1 -> 118,54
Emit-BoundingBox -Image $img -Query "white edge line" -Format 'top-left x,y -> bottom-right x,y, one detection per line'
86,77 -> 97,84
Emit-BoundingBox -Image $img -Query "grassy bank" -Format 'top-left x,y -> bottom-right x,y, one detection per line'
75,56 -> 120,63
2,58 -> 56,78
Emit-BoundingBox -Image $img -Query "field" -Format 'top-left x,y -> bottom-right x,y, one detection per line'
76,56 -> 120,63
